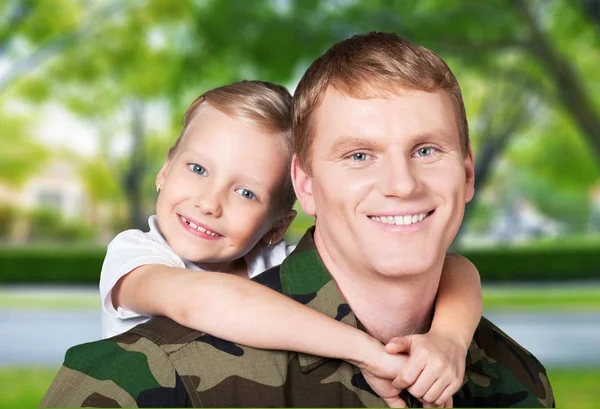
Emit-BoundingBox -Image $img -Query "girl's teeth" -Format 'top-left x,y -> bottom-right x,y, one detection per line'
181,216 -> 219,236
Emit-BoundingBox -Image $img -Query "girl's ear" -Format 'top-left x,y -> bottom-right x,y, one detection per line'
156,160 -> 171,192
264,210 -> 297,246
291,155 -> 316,217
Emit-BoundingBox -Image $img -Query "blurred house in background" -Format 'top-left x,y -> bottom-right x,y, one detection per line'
0,160 -> 121,244
490,198 -> 564,243
22,161 -> 87,220
589,182 -> 600,233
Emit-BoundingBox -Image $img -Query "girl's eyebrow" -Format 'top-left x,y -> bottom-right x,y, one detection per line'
180,148 -> 205,157
236,173 -> 264,190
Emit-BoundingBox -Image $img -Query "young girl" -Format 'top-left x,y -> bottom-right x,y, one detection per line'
100,80 -> 482,407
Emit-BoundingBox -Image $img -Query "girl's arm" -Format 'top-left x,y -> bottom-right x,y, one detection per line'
432,253 -> 483,349
384,253 -> 482,407
112,264 -> 404,376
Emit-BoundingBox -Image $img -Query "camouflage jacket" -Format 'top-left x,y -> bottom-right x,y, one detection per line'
41,228 -> 555,407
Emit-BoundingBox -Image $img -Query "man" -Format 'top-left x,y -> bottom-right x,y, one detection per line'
41,32 -> 554,407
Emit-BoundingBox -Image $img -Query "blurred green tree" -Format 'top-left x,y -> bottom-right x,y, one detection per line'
1,0 -> 598,237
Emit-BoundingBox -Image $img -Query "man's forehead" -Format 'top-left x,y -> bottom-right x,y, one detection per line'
319,85 -> 448,109
314,87 -> 458,143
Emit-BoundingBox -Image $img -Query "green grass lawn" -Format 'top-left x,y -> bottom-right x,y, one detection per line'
0,366 -> 597,408
0,290 -> 99,309
483,285 -> 600,311
2,284 -> 600,311
0,367 -> 58,408
546,367 -> 600,409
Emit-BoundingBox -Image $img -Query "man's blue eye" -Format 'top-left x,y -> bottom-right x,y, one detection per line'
416,147 -> 434,157
351,152 -> 369,161
235,188 -> 256,200
188,163 -> 207,175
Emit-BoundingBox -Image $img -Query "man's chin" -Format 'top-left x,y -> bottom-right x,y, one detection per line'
369,254 -> 435,278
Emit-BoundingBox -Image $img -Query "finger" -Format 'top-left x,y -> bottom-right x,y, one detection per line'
384,396 -> 408,408
435,384 -> 456,407
421,399 -> 447,408
385,337 -> 413,355
444,396 -> 453,408
406,364 -> 441,399
392,354 -> 426,390
422,378 -> 450,405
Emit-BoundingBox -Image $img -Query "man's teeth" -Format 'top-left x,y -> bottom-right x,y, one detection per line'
369,213 -> 428,226
180,216 -> 219,236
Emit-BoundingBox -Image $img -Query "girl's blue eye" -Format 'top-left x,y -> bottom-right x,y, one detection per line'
350,152 -> 370,161
415,147 -> 435,157
188,163 -> 207,176
235,188 -> 256,200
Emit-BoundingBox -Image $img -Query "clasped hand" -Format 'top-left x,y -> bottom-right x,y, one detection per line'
359,330 -> 468,408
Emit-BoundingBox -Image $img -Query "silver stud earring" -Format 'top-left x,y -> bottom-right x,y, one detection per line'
267,238 -> 273,247
156,183 -> 163,193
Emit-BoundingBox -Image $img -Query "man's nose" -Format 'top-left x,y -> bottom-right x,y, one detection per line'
379,155 -> 420,198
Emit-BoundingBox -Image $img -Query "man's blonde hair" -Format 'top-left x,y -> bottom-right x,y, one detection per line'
293,32 -> 469,174
168,80 -> 296,213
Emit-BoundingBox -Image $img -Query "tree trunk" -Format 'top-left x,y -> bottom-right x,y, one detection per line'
578,0 -> 600,32
515,0 -> 600,164
0,2 -> 132,94
124,99 -> 146,230
455,93 -> 530,246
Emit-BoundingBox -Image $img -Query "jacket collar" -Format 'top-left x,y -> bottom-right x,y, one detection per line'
281,227 -> 491,379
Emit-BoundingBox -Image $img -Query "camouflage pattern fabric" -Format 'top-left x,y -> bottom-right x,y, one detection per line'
40,227 -> 555,407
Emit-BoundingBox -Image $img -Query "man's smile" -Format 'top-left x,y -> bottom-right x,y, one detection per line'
368,210 -> 435,226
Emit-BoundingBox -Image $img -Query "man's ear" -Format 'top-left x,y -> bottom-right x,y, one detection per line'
265,209 -> 297,245
464,146 -> 475,203
291,154 -> 316,216
155,159 -> 171,191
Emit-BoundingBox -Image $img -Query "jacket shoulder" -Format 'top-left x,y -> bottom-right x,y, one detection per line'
469,316 -> 554,407
128,315 -> 204,347
40,320 -> 193,407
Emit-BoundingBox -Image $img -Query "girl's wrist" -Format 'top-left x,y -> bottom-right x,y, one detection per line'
345,331 -> 384,369
429,323 -> 471,352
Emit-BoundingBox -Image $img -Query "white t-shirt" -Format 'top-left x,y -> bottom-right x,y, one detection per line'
100,215 -> 295,338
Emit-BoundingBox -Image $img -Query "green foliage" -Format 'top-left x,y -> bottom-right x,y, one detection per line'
464,200 -> 496,235
0,246 -> 104,284
0,204 -> 19,238
1,0 -> 599,240
27,208 -> 94,243
79,157 -> 123,203
0,110 -> 50,186
462,244 -> 600,282
0,241 -> 598,284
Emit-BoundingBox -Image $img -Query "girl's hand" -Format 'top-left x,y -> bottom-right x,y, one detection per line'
360,367 -> 407,408
353,342 -> 408,407
384,330 -> 468,407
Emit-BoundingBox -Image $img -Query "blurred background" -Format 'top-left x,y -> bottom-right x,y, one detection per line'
1,0 -> 599,407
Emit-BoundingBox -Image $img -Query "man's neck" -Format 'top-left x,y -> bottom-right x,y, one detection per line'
314,228 -> 442,343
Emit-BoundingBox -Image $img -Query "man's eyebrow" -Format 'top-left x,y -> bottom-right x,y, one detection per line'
411,131 -> 457,145
328,136 -> 380,156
